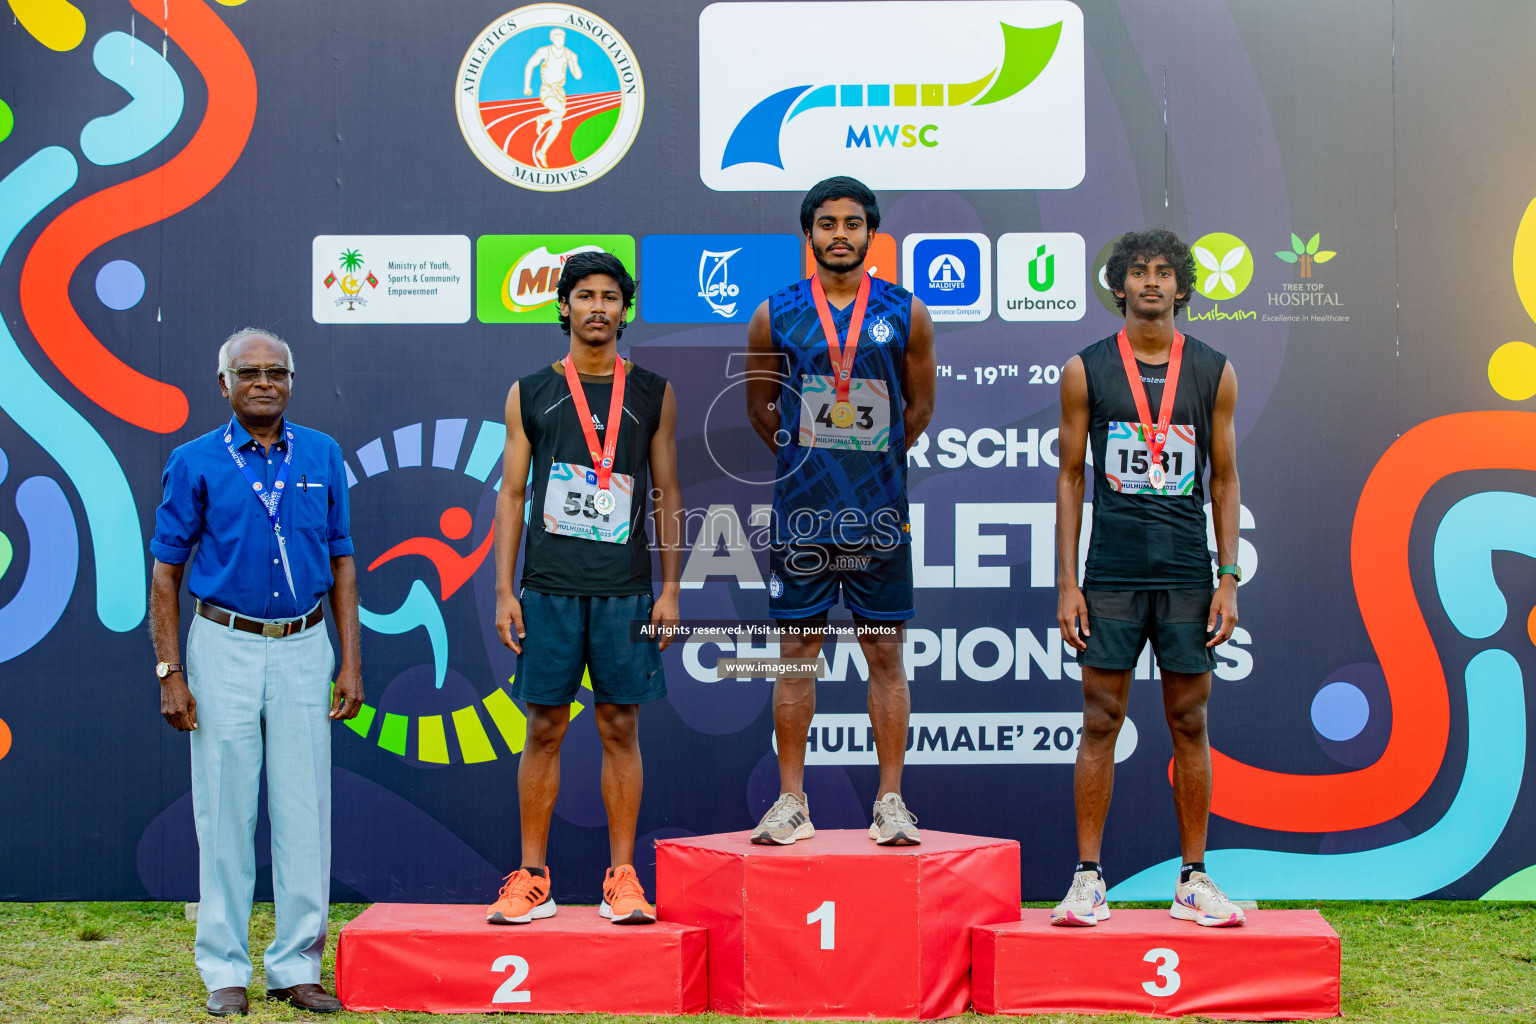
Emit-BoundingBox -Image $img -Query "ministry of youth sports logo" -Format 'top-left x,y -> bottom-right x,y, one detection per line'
456,4 -> 644,192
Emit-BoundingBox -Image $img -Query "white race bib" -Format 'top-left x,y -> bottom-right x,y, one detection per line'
797,374 -> 891,451
1104,422 -> 1198,495
542,462 -> 634,543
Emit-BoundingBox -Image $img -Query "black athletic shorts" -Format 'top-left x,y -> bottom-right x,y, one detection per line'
1079,588 -> 1218,675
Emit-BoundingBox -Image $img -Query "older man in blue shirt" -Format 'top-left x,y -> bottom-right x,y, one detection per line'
149,328 -> 362,1017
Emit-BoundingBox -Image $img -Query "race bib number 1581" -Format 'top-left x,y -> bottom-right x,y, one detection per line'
1104,422 -> 1197,495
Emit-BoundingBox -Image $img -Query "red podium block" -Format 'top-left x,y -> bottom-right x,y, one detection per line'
656,830 -> 1020,1019
972,909 -> 1340,1020
336,903 -> 708,1014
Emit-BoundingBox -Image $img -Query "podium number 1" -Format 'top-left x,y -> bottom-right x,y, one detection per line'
807,900 -> 836,949
1141,948 -> 1181,996
492,955 -> 531,1003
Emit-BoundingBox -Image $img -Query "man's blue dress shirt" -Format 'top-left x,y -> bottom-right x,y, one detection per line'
151,418 -> 354,619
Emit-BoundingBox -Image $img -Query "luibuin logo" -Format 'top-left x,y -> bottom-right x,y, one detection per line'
1191,232 -> 1254,301
698,249 -> 741,317
1275,231 -> 1336,278
721,21 -> 1061,171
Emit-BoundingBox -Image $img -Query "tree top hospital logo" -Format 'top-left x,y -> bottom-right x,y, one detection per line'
456,4 -> 644,191
698,1 -> 1084,191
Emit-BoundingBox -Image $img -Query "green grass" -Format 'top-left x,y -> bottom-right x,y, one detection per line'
0,901 -> 1531,1022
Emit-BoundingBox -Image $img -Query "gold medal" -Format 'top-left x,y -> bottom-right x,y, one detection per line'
829,401 -> 856,428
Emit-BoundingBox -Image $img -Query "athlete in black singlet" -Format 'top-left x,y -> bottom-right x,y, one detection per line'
1052,229 -> 1248,928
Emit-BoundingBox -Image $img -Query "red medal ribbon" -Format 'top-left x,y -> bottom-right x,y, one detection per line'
810,272 -> 871,403
1115,327 -> 1185,473
562,354 -> 626,491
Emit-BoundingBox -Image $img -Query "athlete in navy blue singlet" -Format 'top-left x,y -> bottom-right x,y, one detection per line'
745,176 -> 936,847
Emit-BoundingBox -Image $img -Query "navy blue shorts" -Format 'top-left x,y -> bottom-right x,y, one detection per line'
767,541 -> 914,621
511,590 -> 666,706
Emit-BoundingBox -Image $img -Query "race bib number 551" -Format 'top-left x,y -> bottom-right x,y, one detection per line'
542,462 -> 633,543
1105,422 -> 1197,495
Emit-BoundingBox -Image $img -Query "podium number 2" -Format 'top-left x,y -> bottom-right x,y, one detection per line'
1142,948 -> 1181,996
807,900 -> 836,949
492,955 -> 531,1003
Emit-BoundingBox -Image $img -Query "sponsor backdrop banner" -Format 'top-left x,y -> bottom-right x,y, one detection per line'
1,0 -> 1534,904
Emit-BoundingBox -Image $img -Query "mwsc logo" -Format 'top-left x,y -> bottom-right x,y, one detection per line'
699,1 -> 1084,191
456,4 -> 644,192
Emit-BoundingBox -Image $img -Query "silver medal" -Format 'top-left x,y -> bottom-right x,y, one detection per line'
1148,463 -> 1166,490
593,488 -> 617,515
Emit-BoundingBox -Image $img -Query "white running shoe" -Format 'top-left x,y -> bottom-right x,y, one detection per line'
1051,869 -> 1110,926
1171,870 -> 1246,926
751,792 -> 814,845
869,792 -> 921,845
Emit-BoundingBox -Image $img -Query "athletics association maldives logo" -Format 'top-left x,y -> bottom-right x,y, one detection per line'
699,1 -> 1084,191
456,4 -> 644,192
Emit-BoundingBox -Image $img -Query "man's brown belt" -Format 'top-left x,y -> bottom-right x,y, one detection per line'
196,600 -> 324,638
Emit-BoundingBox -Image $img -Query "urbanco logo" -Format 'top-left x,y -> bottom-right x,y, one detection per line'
475,234 -> 636,324
456,4 -> 644,192
997,232 -> 1084,322
698,1 -> 1084,191
1190,232 -> 1254,301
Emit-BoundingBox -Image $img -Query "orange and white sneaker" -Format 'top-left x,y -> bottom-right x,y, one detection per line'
486,868 -> 556,925
599,864 -> 656,924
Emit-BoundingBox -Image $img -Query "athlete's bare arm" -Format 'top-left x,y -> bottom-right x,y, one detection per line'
566,48 -> 581,80
1055,355 -> 1091,650
1205,361 -> 1241,647
648,382 -> 683,651
494,381 -> 534,653
523,47 -> 548,94
901,297 -> 937,443
745,299 -> 781,452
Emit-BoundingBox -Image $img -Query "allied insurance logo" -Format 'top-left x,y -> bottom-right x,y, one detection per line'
456,4 -> 644,191
476,234 -> 636,323
699,2 -> 1084,191
902,233 -> 991,322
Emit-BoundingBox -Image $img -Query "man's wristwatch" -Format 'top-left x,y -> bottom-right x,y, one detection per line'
1216,564 -> 1242,583
156,661 -> 184,679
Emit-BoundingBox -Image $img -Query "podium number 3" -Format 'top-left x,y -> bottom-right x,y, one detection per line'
807,900 -> 836,949
1142,947 -> 1181,996
492,955 -> 531,1003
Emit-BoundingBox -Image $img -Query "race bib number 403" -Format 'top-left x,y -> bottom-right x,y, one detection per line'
797,374 -> 891,452
1104,422 -> 1197,495
542,462 -> 634,543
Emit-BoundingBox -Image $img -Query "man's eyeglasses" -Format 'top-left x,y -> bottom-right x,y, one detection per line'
231,366 -> 292,384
